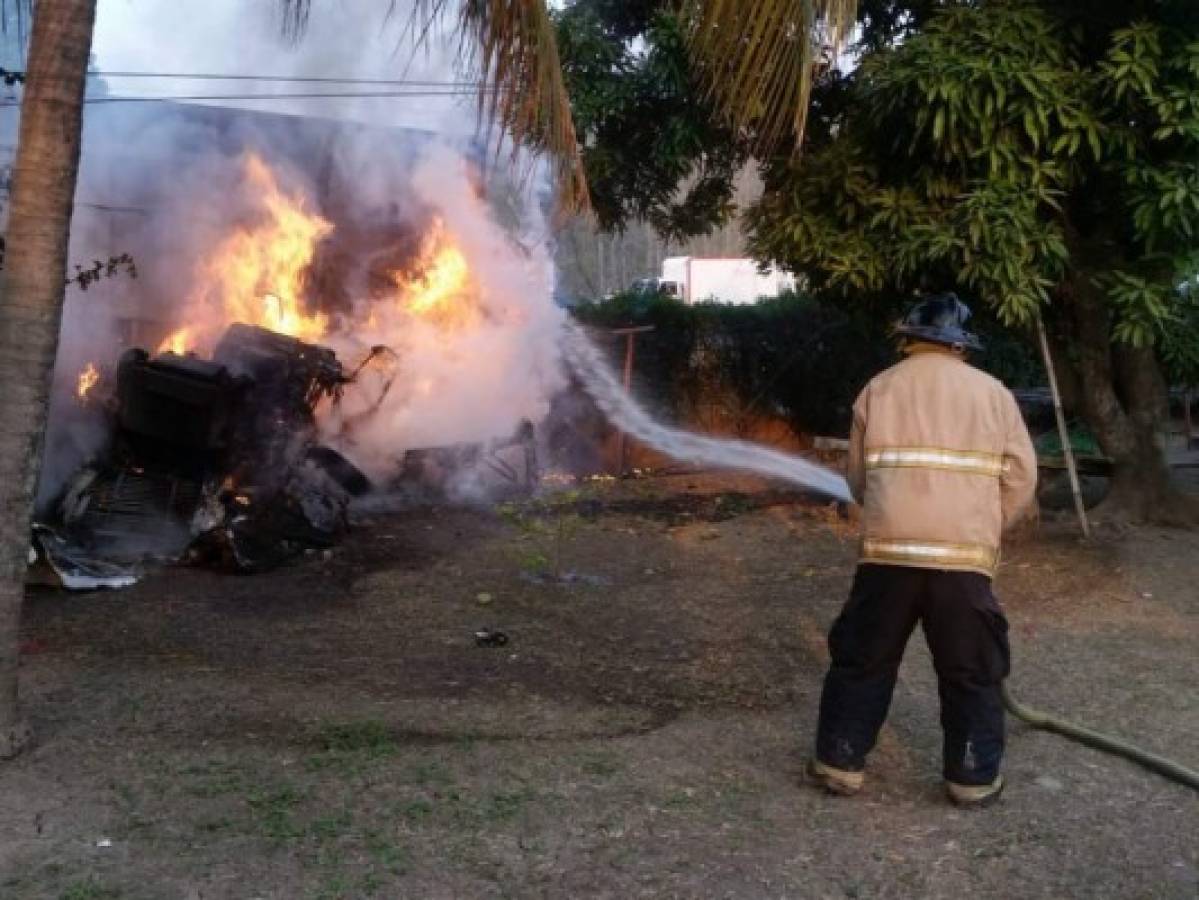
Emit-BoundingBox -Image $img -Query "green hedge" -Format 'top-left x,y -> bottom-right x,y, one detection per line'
571,291 -> 1042,437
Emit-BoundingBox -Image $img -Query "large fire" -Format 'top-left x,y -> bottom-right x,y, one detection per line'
158,153 -> 479,357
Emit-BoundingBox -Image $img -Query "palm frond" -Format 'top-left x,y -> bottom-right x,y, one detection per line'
681,0 -> 857,154
280,0 -> 589,212
443,0 -> 590,212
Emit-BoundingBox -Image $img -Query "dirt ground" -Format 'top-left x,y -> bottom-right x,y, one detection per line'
1,471 -> 1196,899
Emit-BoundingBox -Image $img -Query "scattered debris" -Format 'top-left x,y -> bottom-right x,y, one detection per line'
387,419 -> 538,502
32,526 -> 141,591
474,628 -> 509,648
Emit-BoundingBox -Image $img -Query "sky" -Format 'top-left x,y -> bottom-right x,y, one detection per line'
89,0 -> 474,132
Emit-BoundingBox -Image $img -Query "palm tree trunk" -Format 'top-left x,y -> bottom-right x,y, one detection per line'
0,0 -> 97,759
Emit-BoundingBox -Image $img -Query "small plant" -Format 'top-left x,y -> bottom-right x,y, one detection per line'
397,798 -> 435,824
309,810 -> 353,843
483,788 -> 538,823
365,829 -> 412,874
316,721 -> 396,756
578,750 -> 622,778
405,757 -> 455,789
246,784 -> 306,844
306,720 -> 398,775
501,492 -> 585,582
182,759 -> 245,798
59,880 -> 121,900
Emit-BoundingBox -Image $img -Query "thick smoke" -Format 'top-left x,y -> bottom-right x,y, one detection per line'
319,144 -> 564,472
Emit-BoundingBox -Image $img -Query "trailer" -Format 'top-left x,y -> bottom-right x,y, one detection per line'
657,256 -> 795,305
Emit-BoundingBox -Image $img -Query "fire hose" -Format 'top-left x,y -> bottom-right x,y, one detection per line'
1002,682 -> 1199,790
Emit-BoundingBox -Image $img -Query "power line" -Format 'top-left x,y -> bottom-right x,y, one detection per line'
0,89 -> 484,107
78,202 -> 151,215
90,70 -> 482,87
89,90 -> 480,102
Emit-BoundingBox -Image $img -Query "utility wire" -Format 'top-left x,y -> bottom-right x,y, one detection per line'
90,70 -> 482,87
0,88 -> 485,107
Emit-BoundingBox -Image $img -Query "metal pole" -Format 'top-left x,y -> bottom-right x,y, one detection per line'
1036,315 -> 1090,538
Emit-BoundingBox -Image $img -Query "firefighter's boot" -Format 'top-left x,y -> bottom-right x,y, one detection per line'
945,775 -> 1004,807
806,758 -> 864,796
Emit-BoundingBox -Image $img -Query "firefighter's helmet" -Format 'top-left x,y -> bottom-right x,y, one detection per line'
894,293 -> 983,352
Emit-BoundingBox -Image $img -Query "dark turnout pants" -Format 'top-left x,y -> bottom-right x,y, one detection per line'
816,564 -> 1011,785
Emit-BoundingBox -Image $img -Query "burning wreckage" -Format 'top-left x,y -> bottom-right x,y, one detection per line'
35,323 -> 538,590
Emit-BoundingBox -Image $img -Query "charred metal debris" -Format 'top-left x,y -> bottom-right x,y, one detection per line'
34,324 -> 537,589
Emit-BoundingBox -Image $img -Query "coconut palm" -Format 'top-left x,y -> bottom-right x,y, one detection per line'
0,0 -> 97,757
0,0 -> 855,756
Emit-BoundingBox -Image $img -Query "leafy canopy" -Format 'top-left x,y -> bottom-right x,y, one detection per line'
554,0 -> 748,239
748,1 -> 1199,363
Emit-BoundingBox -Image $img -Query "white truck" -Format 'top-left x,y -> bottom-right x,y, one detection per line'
635,257 -> 796,305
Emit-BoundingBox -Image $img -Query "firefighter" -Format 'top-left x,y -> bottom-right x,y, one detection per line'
807,293 -> 1038,806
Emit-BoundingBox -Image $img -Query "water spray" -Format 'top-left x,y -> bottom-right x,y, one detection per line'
560,321 -> 853,503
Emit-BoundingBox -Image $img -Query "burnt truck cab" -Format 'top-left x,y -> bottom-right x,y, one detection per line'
115,348 -> 245,479
49,324 -> 370,574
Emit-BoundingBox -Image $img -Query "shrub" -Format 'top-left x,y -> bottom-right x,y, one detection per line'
571,291 -> 1041,437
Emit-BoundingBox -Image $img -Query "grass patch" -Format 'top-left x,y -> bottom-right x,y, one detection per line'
397,798 -> 435,824
578,750 -> 623,778
445,786 -> 539,829
365,828 -> 412,875
310,810 -> 354,843
405,757 -> 455,790
306,721 -> 398,776
662,788 -> 700,809
246,784 -> 306,844
195,817 -> 236,835
179,759 -> 246,799
309,871 -> 354,900
60,880 -> 121,900
317,721 -> 397,755
482,788 -> 537,824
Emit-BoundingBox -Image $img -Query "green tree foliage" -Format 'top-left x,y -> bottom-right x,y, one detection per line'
746,0 -> 1199,516
550,1 -> 942,240
553,0 -> 749,239
752,3 -> 1199,331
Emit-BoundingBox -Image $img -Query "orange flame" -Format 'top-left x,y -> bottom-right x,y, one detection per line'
175,154 -> 332,352
158,327 -> 192,355
158,158 -> 481,358
392,221 -> 479,329
76,362 -> 100,400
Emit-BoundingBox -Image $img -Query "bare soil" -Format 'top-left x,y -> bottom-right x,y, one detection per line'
2,472 -> 1196,899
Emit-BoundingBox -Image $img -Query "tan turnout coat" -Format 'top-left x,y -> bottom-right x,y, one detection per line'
847,344 -> 1038,577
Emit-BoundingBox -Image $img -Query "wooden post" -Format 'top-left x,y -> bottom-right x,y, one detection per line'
1036,315 -> 1091,538
610,326 -> 655,475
